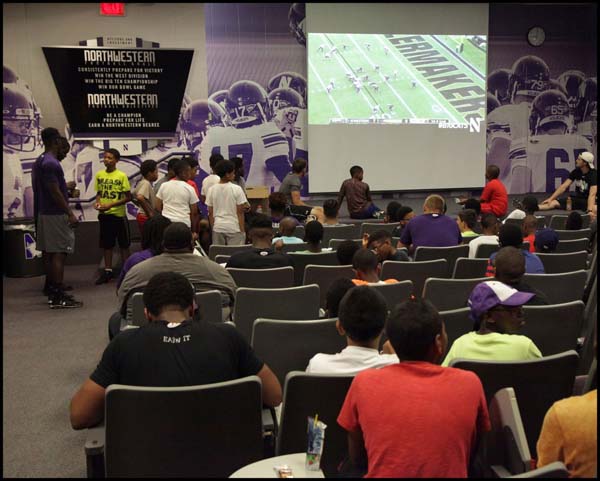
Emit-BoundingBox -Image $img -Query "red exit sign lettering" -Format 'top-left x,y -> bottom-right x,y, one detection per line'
100,3 -> 125,16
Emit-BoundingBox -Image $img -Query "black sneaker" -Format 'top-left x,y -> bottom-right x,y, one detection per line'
95,270 -> 114,285
50,294 -> 83,309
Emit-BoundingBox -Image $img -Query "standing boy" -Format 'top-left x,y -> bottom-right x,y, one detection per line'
133,159 -> 159,235
206,159 -> 249,246
200,153 -> 224,204
94,148 -> 132,285
337,165 -> 383,219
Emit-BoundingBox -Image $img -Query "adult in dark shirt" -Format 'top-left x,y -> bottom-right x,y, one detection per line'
493,247 -> 549,306
70,271 -> 282,429
337,165 -> 383,219
367,230 -> 409,263
539,151 -> 597,214
398,194 -> 462,253
226,214 -> 294,269
279,158 -> 312,217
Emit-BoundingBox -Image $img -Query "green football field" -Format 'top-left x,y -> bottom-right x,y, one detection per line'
308,33 -> 486,125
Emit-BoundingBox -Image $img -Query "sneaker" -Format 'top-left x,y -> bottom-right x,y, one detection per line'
50,294 -> 83,309
95,270 -> 114,285
43,283 -> 73,296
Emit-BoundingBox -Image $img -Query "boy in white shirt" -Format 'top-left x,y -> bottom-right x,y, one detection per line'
200,153 -> 224,204
307,285 -> 398,374
468,214 -> 500,258
155,158 -> 200,237
206,159 -> 249,246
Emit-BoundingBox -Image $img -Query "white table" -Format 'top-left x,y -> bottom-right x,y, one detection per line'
230,453 -> 325,478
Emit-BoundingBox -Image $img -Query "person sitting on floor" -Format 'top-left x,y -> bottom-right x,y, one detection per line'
307,286 -> 398,374
322,199 -> 346,226
521,215 -> 538,253
493,247 -> 549,305
457,209 -> 479,240
351,249 -> 398,286
70,271 -> 282,429
485,223 -> 545,277
337,165 -> 384,219
469,214 -> 500,258
336,240 -> 361,266
442,280 -> 542,366
366,230 -> 409,263
272,216 -> 304,245
226,214 -> 294,269
337,297 -> 490,477
533,228 -> 560,254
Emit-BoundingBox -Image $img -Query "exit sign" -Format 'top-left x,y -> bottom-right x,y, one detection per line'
100,3 -> 125,16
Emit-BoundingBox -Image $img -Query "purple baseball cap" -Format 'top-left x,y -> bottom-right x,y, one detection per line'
468,281 -> 535,322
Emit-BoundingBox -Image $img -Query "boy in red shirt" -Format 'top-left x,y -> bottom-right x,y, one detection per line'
460,164 -> 508,217
337,298 -> 490,478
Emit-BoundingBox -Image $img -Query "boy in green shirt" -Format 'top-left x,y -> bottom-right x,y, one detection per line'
94,148 -> 132,284
442,280 -> 542,366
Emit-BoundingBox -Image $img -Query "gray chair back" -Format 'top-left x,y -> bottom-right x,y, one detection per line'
277,371 -> 355,477
130,292 -> 146,326
579,280 -> 597,375
214,254 -> 230,264
292,225 -> 305,240
303,264 -> 355,308
288,251 -> 339,285
329,238 -> 362,250
227,266 -> 294,289
281,242 -> 309,253
360,222 -> 400,236
369,280 -> 414,310
233,285 -> 320,341
414,244 -> 470,277
475,243 -> 501,259
380,259 -> 448,299
535,251 -> 588,273
520,301 -> 585,356
505,217 -> 545,229
523,270 -> 587,304
251,318 -> 347,386
423,277 -> 489,311
580,213 -> 591,228
439,307 -> 473,352
104,377 -> 263,477
453,257 -> 489,279
462,235 -> 480,244
554,228 -> 592,241
449,350 -> 579,459
195,290 -> 224,323
322,224 -> 360,245
208,244 -> 252,261
553,238 -> 590,253
548,215 -> 568,230
510,462 -> 569,478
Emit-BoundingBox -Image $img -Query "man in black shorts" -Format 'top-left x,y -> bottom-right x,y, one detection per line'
539,152 -> 597,216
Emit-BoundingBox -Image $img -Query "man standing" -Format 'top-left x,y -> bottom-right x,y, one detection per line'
539,151 -> 597,220
32,129 -> 82,308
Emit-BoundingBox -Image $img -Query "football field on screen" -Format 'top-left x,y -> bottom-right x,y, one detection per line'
308,33 -> 486,125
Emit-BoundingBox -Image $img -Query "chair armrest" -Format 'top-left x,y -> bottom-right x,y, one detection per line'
491,465 -> 513,478
85,423 -> 105,478
262,406 -> 278,436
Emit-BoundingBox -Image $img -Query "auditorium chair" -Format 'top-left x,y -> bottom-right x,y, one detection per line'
414,244 -> 470,277
85,377 -> 263,478
329,238 -> 362,250
438,307 -> 473,352
452,257 -> 488,278
208,243 -> 252,261
449,350 -> 579,459
250,318 -> 347,386
422,277 -> 489,311
380,259 -> 448,299
522,270 -> 587,304
277,371 -> 355,477
232,285 -> 320,341
288,251 -> 339,285
281,242 -> 309,253
554,228 -> 591,241
227,266 -> 295,289
321,224 -> 360,245
360,222 -> 400,237
520,301 -> 584,356
214,254 -> 230,264
369,280 -> 413,311
553,238 -> 589,253
303,264 -> 354,308
548,215 -> 568,230
534,252 -> 588,274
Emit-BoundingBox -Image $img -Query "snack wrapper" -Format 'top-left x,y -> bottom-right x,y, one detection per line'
306,415 -> 327,471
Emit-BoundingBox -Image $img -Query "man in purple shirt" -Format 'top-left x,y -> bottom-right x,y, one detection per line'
32,129 -> 82,308
398,194 -> 462,254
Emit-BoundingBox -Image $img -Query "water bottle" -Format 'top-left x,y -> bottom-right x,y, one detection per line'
566,197 -> 572,212
256,204 -> 263,213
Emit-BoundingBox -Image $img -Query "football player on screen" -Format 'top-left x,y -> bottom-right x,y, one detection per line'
487,55 -> 550,189
509,89 -> 591,194
200,80 -> 290,189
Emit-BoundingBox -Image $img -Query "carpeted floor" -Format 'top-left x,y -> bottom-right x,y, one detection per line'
3,265 -> 118,478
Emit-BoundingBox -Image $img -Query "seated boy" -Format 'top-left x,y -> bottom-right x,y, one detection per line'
351,248 -> 398,286
457,209 -> 479,240
272,216 -> 304,245
366,230 -> 409,262
521,215 -> 537,253
337,165 -> 383,219
307,286 -> 398,374
442,281 -> 542,366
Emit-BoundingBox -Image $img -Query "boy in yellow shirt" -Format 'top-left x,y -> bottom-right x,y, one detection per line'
94,148 -> 132,284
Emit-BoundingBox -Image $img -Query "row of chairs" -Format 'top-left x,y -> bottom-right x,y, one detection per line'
84,350 -> 595,478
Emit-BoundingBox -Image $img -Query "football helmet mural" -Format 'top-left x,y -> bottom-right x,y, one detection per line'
487,92 -> 501,115
574,77 -> 596,122
508,55 -> 550,103
3,65 -> 19,84
208,89 -> 229,112
487,68 -> 512,105
267,71 -> 307,103
288,3 -> 306,47
180,99 -> 227,150
547,78 -> 568,96
3,84 -> 41,152
557,70 -> 586,110
268,87 -> 305,116
225,80 -> 271,128
529,89 -> 570,135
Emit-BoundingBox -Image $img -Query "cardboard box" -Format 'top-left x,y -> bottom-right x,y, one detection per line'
246,186 -> 270,199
